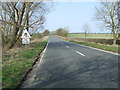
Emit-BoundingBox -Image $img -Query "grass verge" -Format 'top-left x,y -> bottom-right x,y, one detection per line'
69,40 -> 119,54
58,36 -> 119,54
2,38 -> 48,89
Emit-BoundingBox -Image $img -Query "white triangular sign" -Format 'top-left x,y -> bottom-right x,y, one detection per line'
21,29 -> 31,38
21,29 -> 31,44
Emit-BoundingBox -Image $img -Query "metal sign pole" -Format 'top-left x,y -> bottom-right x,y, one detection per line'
25,44 -> 26,50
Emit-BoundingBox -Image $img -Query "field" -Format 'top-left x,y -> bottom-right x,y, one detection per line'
68,33 -> 113,39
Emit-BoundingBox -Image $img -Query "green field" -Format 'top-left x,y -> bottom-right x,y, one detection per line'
68,33 -> 113,39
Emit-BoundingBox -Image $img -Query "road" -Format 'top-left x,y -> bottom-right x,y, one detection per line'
20,35 -> 119,88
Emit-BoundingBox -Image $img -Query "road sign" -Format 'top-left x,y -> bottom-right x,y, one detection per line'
21,29 -> 31,44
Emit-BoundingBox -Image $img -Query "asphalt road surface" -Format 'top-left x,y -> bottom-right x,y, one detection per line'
20,35 -> 119,88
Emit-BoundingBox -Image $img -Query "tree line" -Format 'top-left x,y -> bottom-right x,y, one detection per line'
55,27 -> 69,37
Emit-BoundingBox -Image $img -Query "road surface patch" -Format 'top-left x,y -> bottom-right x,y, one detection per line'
61,43 -> 63,45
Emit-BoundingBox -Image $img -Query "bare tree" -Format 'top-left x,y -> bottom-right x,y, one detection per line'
0,2 -> 49,49
95,2 -> 119,45
82,23 -> 90,38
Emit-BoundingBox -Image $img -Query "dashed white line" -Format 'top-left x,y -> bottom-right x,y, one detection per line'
76,51 -> 85,56
65,40 -> 120,56
33,75 -> 36,78
66,46 -> 70,48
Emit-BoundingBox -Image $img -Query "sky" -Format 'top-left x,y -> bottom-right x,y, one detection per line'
44,2 -> 105,33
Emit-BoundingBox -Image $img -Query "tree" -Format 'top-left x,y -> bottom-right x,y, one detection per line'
56,28 -> 63,36
82,23 -> 90,38
43,29 -> 49,36
62,29 -> 69,37
0,2 -> 49,49
56,27 -> 69,37
95,2 -> 119,45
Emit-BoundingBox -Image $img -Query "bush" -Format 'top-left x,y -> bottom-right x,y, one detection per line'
56,28 -> 69,37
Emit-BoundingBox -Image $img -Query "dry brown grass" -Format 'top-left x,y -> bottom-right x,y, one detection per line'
3,36 -> 48,55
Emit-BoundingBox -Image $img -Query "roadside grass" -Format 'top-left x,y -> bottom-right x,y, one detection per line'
68,33 -> 113,39
69,40 -> 119,54
2,38 -> 48,88
57,36 -> 119,54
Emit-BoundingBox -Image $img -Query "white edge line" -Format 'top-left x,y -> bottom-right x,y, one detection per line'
62,39 -> 120,56
22,38 -> 50,88
76,51 -> 85,56
38,39 -> 50,66
79,44 -> 120,56
57,35 -> 120,56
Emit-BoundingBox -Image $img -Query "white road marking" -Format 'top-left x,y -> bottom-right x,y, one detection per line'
76,51 -> 85,56
38,40 -> 49,66
64,40 -> 120,56
99,66 -> 107,68
66,46 -> 70,48
33,75 -> 36,78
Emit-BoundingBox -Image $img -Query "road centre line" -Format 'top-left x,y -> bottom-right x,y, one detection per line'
76,51 -> 85,56
33,75 -> 36,78
63,39 -> 120,56
66,46 -> 70,48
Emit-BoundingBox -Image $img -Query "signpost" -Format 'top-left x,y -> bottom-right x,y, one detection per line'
21,29 -> 31,49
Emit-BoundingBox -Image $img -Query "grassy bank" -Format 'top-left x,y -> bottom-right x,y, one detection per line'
2,37 -> 48,88
69,40 -> 119,54
68,33 -> 113,39
58,36 -> 119,54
